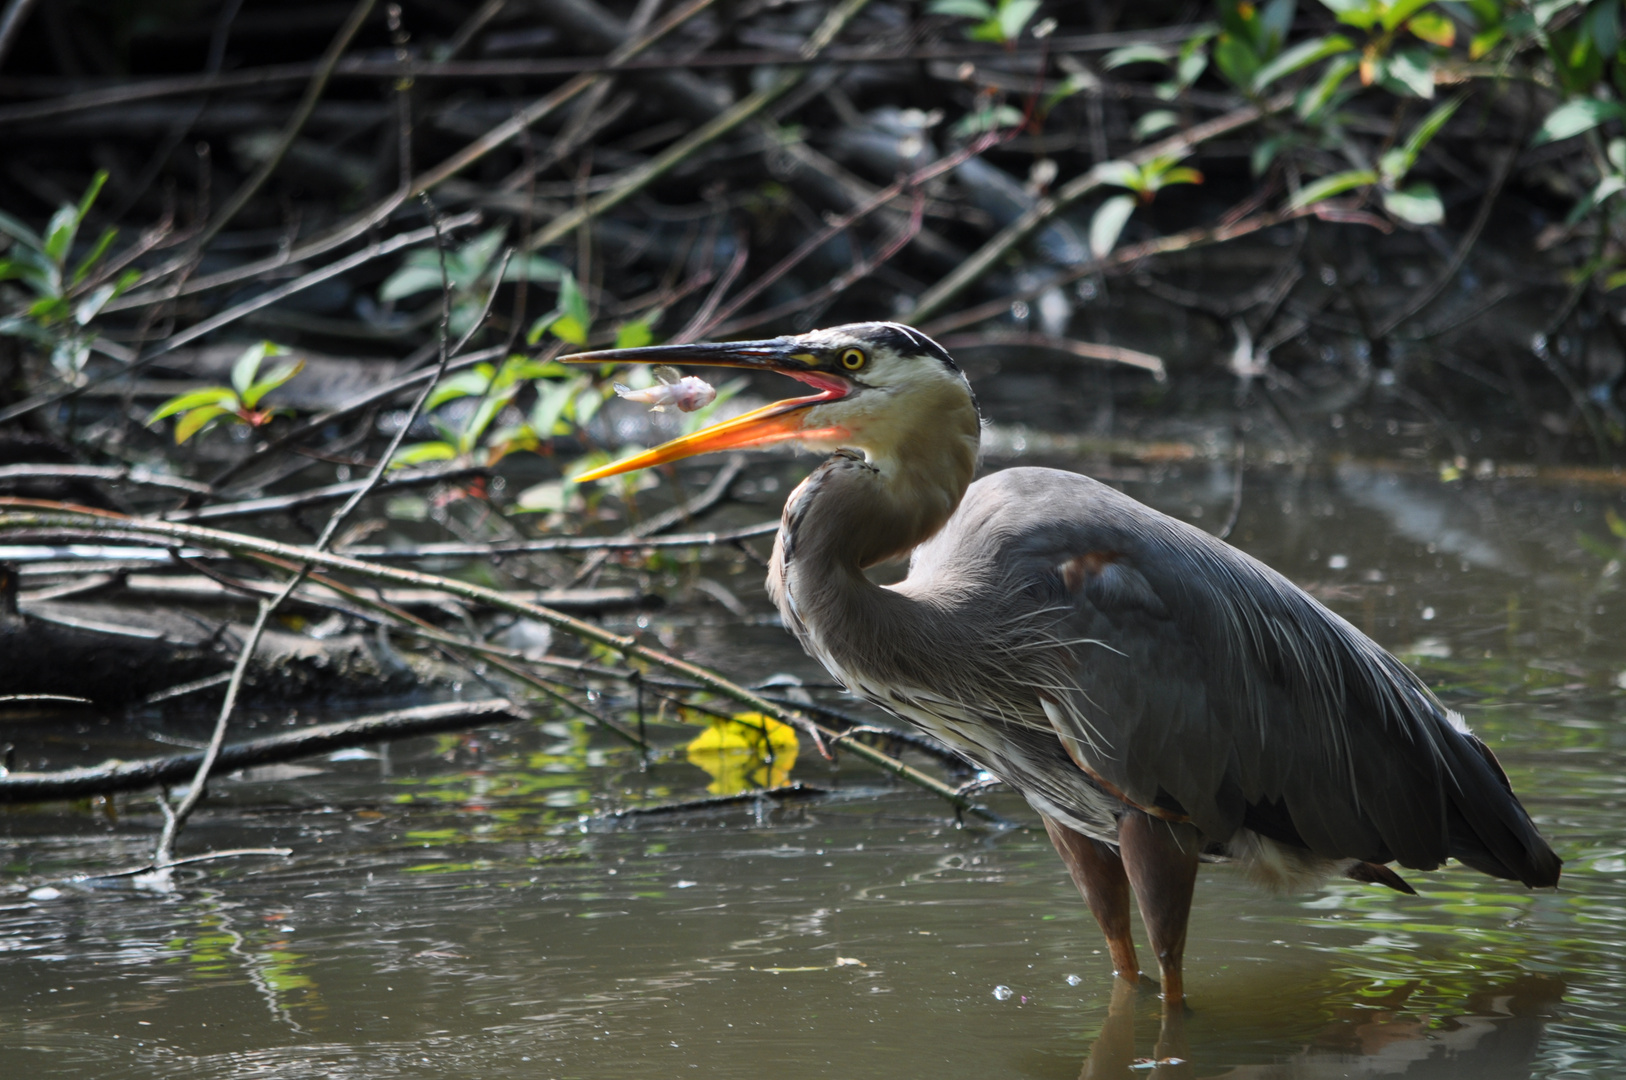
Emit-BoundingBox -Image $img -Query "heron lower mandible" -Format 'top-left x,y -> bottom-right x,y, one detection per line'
566,322 -> 1561,1003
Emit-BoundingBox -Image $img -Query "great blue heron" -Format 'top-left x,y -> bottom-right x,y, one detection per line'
565,322 -> 1561,1003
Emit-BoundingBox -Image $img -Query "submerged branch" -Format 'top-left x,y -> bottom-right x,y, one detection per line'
0,500 -> 996,821
0,699 -> 526,803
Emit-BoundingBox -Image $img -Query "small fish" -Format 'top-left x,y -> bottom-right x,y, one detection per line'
613,365 -> 716,412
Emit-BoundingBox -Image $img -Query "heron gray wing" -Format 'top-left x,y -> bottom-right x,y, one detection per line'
941,468 -> 1558,886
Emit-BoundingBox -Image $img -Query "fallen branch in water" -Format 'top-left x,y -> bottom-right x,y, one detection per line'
0,498 -> 997,821
600,782 -> 830,817
0,698 -> 526,803
340,519 -> 779,560
165,465 -> 488,523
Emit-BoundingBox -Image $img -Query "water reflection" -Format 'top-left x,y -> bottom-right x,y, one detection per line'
2,457 -> 1624,1079
1075,974 -> 1562,1079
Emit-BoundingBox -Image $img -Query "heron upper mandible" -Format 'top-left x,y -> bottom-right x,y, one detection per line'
566,322 -> 1561,1003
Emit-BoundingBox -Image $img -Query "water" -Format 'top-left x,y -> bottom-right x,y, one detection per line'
3,449 -> 1625,1079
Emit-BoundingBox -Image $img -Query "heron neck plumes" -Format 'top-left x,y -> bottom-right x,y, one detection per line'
785,373 -> 981,570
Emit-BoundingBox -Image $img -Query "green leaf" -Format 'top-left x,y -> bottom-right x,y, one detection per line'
0,208 -> 43,252
390,442 -> 459,468
1576,530 -> 1623,561
1095,160 -> 1145,191
1381,95 -> 1463,183
1400,95 -> 1462,161
231,342 -> 278,397
1320,0 -> 1382,30
1159,166 -> 1204,186
1175,35 -> 1211,87
379,265 -> 449,301
1289,168 -> 1379,208
1252,135 -> 1288,176
951,104 -> 1024,136
549,314 -> 590,347
427,368 -> 496,411
928,0 -> 994,16
173,404 -> 234,444
1212,32 -> 1262,88
146,387 -> 238,424
75,170 -> 108,223
573,386 -> 606,427
1297,54 -> 1359,120
110,268 -> 142,299
1533,97 -> 1626,145
966,15 -> 1007,40
42,205 -> 78,266
559,273 -> 590,330
530,376 -> 586,436
1382,181 -> 1445,224
1607,507 -> 1626,539
69,227 -> 118,287
453,228 -> 508,286
461,385 -> 519,451
1132,110 -> 1181,141
0,257 -> 52,294
1103,43 -> 1176,69
1405,9 -> 1456,46
615,318 -> 655,348
1089,194 -> 1137,259
1380,47 -> 1436,98
1252,34 -> 1354,91
1468,26 -> 1504,58
243,359 -> 306,408
1380,0 -> 1435,33
996,0 -> 1040,41
1565,174 -> 1626,225
501,256 -> 566,283
74,283 -> 118,326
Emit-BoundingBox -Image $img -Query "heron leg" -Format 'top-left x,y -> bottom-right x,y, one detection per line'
1117,811 -> 1201,1004
1041,814 -> 1140,982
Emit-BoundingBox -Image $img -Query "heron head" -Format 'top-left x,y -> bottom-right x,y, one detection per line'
564,322 -> 979,482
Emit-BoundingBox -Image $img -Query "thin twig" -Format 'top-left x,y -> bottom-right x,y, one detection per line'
0,0 -> 40,73
0,26 -> 1207,125
524,0 -> 874,252
937,332 -> 1166,381
0,464 -> 214,496
188,0 -> 377,254
164,467 -> 486,523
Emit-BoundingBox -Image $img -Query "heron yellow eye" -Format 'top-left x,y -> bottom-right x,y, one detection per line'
839,348 -> 866,371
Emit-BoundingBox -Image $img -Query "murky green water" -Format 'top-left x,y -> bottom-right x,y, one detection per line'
3,450 -> 1625,1079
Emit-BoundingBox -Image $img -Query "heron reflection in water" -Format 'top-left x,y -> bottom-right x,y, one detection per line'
565,323 -> 1561,1004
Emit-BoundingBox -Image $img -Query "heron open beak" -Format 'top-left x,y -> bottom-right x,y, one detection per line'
562,339 -> 852,482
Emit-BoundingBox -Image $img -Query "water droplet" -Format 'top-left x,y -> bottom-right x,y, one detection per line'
1328,554 -> 1348,570
1065,974 -> 1082,986
992,985 -> 1014,1000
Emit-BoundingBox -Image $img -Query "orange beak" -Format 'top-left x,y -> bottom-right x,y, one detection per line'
562,339 -> 852,482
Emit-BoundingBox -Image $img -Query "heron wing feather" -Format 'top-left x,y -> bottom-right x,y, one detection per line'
920,468 -> 1558,886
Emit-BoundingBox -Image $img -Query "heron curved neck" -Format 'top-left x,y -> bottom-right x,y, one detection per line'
779,411 -> 979,573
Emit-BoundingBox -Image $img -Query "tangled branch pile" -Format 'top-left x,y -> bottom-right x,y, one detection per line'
0,0 -> 1623,860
